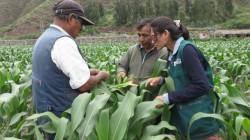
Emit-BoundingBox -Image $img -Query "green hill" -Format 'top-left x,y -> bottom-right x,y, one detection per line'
0,0 -> 249,39
0,0 -> 54,39
9,1 -> 54,38
222,1 -> 250,29
0,0 -> 31,26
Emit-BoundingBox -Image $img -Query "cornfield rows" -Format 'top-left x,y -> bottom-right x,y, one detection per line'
0,39 -> 249,140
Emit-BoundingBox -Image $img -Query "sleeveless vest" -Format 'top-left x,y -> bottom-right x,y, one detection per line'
168,40 -> 219,139
32,26 -> 81,116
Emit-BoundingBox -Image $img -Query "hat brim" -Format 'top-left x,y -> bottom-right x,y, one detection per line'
79,16 -> 95,25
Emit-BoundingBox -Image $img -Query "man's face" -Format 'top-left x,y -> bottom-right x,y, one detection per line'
137,25 -> 153,49
68,15 -> 85,38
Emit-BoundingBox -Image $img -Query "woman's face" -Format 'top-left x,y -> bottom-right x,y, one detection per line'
151,28 -> 168,50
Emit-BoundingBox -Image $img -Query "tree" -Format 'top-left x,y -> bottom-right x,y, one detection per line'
185,0 -> 192,17
155,0 -> 179,19
168,0 -> 179,19
113,0 -> 129,25
190,0 -> 217,26
144,0 -> 155,18
84,0 -> 104,23
225,0 -> 233,16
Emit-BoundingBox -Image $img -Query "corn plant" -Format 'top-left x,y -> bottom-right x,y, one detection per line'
0,39 -> 250,139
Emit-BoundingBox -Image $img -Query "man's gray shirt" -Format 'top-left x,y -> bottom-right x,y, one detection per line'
117,44 -> 168,82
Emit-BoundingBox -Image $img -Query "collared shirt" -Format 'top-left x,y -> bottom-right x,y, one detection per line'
139,45 -> 157,62
50,24 -> 90,89
117,44 -> 168,81
168,37 -> 184,61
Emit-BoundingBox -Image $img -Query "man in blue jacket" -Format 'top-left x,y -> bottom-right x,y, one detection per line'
32,0 -> 109,139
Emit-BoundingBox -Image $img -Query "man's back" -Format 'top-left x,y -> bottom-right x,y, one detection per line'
32,26 -> 78,116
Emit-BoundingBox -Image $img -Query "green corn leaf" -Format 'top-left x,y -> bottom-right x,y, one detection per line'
50,117 -> 69,140
35,126 -> 44,140
230,97 -> 250,116
109,92 -> 139,140
164,77 -> 175,93
78,93 -> 110,139
3,95 -> 19,117
111,81 -> 137,89
143,134 -> 176,140
161,105 -> 172,123
151,59 -> 167,77
187,112 -> 226,140
141,121 -> 176,139
0,93 -> 14,103
86,131 -> 98,140
3,137 -> 23,140
225,84 -> 241,97
235,115 -> 245,137
9,112 -> 27,126
128,100 -> 163,140
70,93 -> 92,132
27,112 -> 68,140
158,77 -> 175,95
39,122 -> 56,134
242,118 -> 250,135
96,108 -> 110,140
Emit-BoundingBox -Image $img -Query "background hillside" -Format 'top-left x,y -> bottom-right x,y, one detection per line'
0,0 -> 249,39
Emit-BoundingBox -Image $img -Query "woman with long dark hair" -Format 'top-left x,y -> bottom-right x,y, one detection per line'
147,16 -> 220,140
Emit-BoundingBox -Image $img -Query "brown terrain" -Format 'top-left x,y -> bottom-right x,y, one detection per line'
0,0 -> 249,39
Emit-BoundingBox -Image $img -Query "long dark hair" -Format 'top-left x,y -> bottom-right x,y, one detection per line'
151,16 -> 190,40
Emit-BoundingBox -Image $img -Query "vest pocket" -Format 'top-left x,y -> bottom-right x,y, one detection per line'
175,95 -> 214,138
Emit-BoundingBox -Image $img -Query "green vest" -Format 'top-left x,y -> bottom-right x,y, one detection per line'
168,40 -> 219,139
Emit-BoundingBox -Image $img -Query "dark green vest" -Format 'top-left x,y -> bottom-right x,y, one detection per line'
168,40 -> 219,139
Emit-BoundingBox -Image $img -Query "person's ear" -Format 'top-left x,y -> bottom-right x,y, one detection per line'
164,29 -> 169,36
67,14 -> 75,24
162,30 -> 169,39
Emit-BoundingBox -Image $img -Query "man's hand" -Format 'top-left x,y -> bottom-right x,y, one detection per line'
146,76 -> 162,87
117,72 -> 126,78
91,69 -> 109,80
90,69 -> 99,75
78,70 -> 109,92
98,71 -> 109,80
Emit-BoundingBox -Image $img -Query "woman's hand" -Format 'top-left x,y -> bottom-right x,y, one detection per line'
146,76 -> 162,87
155,95 -> 164,108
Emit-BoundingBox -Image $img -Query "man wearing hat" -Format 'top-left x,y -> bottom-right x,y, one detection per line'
32,0 -> 109,139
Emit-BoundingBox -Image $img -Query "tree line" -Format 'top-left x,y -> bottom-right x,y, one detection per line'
83,0 -> 233,27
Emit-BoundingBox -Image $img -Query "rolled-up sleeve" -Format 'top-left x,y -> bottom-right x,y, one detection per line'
51,37 -> 90,89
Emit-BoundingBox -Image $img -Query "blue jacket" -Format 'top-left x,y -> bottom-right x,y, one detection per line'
32,26 -> 81,117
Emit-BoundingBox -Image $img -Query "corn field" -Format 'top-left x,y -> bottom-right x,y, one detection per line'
0,39 -> 249,140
